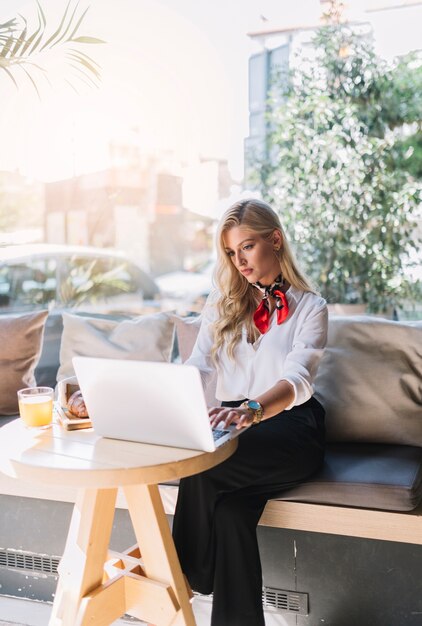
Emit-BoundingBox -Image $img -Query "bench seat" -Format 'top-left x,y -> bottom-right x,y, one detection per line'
274,443 -> 422,512
1,423 -> 421,546
160,443 -> 422,512
2,415 -> 422,514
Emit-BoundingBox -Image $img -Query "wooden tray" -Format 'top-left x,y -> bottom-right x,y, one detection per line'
55,403 -> 92,431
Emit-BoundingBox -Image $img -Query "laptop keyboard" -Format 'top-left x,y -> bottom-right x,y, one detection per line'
212,428 -> 230,442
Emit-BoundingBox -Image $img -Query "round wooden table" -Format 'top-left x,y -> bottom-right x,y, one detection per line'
0,418 -> 237,626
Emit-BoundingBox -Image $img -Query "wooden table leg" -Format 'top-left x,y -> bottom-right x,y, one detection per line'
124,483 -> 197,626
49,488 -> 118,626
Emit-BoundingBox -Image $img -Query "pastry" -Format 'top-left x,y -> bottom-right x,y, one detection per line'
67,390 -> 89,418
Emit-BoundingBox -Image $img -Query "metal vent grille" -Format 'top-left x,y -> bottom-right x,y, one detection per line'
0,548 -> 60,576
262,587 -> 308,615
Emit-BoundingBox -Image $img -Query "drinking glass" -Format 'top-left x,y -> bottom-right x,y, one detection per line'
17,387 -> 54,429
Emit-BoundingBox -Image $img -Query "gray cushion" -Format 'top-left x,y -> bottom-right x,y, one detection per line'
274,443 -> 422,512
58,311 -> 175,380
314,317 -> 422,445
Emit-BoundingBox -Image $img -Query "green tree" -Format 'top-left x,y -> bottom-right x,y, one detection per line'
249,23 -> 422,313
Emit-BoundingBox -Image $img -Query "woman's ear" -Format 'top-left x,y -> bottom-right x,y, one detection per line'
273,230 -> 282,250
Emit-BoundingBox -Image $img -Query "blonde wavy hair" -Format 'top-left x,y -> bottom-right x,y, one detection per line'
211,198 -> 317,362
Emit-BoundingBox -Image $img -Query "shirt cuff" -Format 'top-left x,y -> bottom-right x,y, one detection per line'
281,377 -> 312,410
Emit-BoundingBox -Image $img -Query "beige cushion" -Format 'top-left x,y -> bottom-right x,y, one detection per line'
314,317 -> 422,445
172,315 -> 201,362
0,311 -> 48,415
57,312 -> 175,380
171,314 -> 218,407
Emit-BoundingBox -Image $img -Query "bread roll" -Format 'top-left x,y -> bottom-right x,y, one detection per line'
67,390 -> 89,418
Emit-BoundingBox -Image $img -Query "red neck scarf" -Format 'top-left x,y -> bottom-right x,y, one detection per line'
252,274 -> 289,334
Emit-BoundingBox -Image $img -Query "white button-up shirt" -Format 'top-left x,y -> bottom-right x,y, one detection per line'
185,285 -> 328,410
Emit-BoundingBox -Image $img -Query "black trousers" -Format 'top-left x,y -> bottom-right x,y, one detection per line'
172,396 -> 325,626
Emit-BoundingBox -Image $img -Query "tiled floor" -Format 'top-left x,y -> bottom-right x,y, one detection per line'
0,594 -> 211,626
0,596 -> 137,625
0,595 -> 292,626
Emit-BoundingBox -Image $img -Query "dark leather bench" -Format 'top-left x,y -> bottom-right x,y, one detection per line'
275,443 -> 422,512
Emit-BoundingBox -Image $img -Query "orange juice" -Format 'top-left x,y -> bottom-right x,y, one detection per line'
18,388 -> 54,428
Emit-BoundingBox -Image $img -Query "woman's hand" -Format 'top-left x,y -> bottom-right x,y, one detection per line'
208,406 -> 253,430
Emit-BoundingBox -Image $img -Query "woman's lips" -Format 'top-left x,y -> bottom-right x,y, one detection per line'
241,268 -> 253,276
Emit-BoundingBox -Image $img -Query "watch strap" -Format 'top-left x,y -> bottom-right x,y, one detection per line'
241,400 -> 264,425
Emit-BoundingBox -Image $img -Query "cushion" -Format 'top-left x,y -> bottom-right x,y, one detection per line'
314,317 -> 422,445
171,314 -> 201,362
274,443 -> 422,511
171,314 -> 218,407
57,311 -> 175,380
163,443 -> 422,511
0,311 -> 48,415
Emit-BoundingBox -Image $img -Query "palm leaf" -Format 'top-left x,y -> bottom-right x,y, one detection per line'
1,0 -> 104,94
20,9 -> 43,55
19,64 -> 41,99
70,36 -> 105,44
67,68 -> 98,90
68,62 -> 98,87
39,0 -> 72,51
69,47 -> 101,69
21,60 -> 48,74
0,35 -> 15,57
65,5 -> 90,44
27,5 -> 46,55
0,20 -> 18,43
0,19 -> 18,30
0,64 -> 18,87
66,51 -> 100,79
11,17 -> 28,56
64,77 -> 79,93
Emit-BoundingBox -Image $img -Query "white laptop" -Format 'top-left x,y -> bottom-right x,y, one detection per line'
72,356 -> 243,452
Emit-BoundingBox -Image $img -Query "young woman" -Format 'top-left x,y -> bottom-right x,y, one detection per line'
172,198 -> 328,626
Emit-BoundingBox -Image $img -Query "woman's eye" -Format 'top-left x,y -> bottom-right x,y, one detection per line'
227,251 -> 234,257
243,244 -> 254,251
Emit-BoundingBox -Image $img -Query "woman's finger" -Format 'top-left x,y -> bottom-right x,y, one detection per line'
236,414 -> 250,429
209,409 -> 228,427
222,410 -> 237,427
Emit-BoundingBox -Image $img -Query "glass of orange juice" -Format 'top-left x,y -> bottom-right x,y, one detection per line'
17,387 -> 54,429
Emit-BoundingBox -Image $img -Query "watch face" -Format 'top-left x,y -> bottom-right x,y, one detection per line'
248,400 -> 261,410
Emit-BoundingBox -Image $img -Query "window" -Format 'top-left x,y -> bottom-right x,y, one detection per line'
59,255 -> 140,307
249,52 -> 268,114
269,44 -> 289,81
0,259 -> 57,312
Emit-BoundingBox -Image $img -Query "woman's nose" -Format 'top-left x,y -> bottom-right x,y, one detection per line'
235,250 -> 245,266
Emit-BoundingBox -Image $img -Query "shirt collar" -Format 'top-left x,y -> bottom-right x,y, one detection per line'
284,283 -> 303,305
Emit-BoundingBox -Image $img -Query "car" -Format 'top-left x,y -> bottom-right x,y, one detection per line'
0,243 -> 161,386
0,243 -> 159,312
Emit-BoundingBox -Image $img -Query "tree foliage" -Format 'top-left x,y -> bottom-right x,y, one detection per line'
249,24 -> 422,312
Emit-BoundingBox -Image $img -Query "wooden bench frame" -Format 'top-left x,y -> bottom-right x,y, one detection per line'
1,474 -> 421,546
